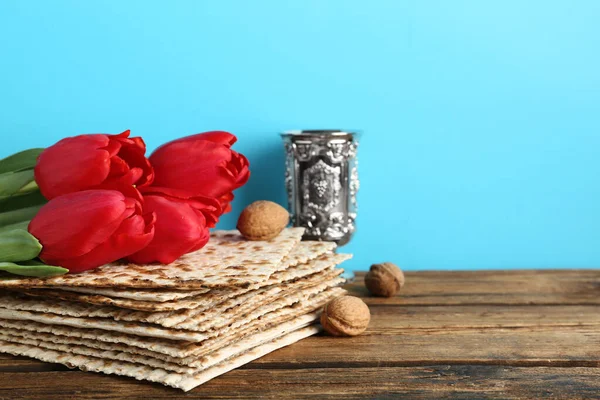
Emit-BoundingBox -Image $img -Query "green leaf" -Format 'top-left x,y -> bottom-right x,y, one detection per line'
0,190 -> 47,212
0,229 -> 42,262
17,180 -> 38,194
0,148 -> 44,174
0,220 -> 30,233
0,205 -> 42,227
0,169 -> 35,197
0,260 -> 67,278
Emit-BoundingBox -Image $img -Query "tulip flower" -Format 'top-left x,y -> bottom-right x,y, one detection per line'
35,130 -> 154,200
149,131 -> 249,215
126,186 -> 221,264
28,187 -> 155,272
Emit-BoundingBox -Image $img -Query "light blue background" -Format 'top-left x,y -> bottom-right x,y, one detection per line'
1,1 -> 599,271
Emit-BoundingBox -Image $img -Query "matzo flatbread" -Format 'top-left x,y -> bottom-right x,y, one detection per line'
176,276 -> 344,333
0,280 -> 344,341
0,228 -> 304,289
55,287 -> 209,302
1,270 -> 344,333
24,257 -> 347,329
1,255 -> 348,329
0,325 -> 321,391
0,287 -> 346,359
50,241 -> 336,302
20,249 -> 344,312
0,315 -> 319,373
0,312 -> 320,369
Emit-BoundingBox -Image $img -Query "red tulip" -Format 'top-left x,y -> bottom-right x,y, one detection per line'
35,130 -> 154,200
149,131 -> 249,215
127,187 -> 221,264
28,187 -> 155,272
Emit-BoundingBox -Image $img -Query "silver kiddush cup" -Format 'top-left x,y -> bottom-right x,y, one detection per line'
281,130 -> 359,246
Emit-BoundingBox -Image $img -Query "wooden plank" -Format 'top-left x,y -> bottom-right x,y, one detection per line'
2,321 -> 600,373
348,270 -> 600,306
251,328 -> 600,368
3,304 -> 598,366
0,366 -> 599,399
0,355 -> 70,373
365,304 -> 600,331
244,304 -> 600,368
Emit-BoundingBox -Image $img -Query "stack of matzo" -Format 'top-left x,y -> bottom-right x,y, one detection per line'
0,227 -> 351,391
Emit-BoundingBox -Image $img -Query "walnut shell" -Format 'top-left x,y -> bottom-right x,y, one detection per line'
320,296 -> 370,336
364,262 -> 405,297
237,200 -> 289,241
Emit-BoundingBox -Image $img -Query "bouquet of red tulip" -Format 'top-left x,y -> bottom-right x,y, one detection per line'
0,130 -> 250,277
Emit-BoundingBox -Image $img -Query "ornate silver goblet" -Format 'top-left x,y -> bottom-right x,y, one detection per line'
281,130 -> 359,246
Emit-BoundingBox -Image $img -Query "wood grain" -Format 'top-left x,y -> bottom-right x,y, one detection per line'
347,270 -> 600,306
2,366 -> 600,400
1,270 -> 600,399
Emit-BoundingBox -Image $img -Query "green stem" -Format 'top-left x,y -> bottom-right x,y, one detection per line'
0,205 -> 42,227
0,260 -> 67,278
0,148 -> 44,174
0,220 -> 30,233
0,190 -> 47,211
18,180 -> 39,194
0,169 -> 35,197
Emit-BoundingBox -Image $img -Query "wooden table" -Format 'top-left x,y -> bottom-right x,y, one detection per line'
1,270 -> 600,399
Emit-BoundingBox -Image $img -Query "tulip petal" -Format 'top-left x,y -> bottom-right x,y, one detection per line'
186,212 -> 210,252
116,137 -> 154,187
48,211 -> 155,273
108,155 -> 129,178
217,192 -> 234,216
138,186 -> 221,227
191,131 -> 237,147
138,186 -> 219,206
153,131 -> 237,150
221,202 -> 232,214
126,195 -> 208,264
152,140 -> 233,169
129,136 -> 147,152
35,135 -> 113,199
230,152 -> 250,187
102,139 -> 122,158
114,167 -> 144,186
114,129 -> 131,139
150,141 -> 235,194
29,190 -> 133,258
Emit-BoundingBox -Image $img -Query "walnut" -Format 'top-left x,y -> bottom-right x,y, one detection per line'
364,262 -> 405,297
320,296 -> 370,336
237,200 -> 289,241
